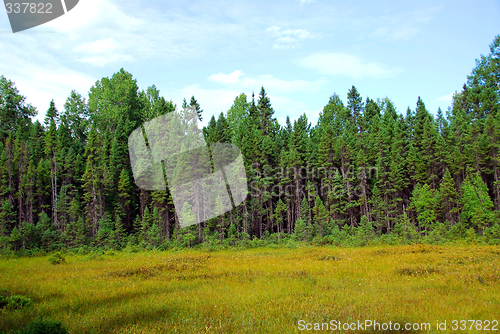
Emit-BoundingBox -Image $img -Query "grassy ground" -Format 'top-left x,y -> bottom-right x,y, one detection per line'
0,244 -> 499,333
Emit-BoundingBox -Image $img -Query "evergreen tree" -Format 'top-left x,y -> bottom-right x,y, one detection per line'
460,170 -> 496,230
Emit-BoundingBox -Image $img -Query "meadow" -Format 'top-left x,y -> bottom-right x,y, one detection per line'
0,244 -> 499,333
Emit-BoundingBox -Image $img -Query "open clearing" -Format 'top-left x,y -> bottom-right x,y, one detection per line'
1,245 -> 499,333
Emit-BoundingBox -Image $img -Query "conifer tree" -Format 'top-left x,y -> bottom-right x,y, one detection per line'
312,195 -> 328,237
439,168 -> 460,225
460,170 -> 496,230
272,199 -> 286,241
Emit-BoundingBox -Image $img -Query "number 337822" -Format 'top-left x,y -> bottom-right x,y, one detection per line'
5,3 -> 53,14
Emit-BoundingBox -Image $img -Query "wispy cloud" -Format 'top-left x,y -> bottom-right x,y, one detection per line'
437,92 -> 455,104
209,70 -> 244,84
168,84 -> 320,127
366,6 -> 442,41
73,38 -> 133,67
208,70 -> 325,93
297,52 -> 401,78
45,0 -> 143,33
241,75 -> 324,93
266,26 -> 316,49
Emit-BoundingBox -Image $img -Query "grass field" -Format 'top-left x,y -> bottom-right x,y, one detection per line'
0,245 -> 499,333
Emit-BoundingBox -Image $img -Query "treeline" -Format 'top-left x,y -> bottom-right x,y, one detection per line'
0,36 -> 500,254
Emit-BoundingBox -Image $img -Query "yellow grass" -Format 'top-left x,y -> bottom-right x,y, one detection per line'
0,245 -> 499,333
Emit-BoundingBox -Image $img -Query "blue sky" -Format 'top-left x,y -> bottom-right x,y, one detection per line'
1,0 -> 499,127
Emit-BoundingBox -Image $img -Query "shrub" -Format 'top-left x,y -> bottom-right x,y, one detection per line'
18,318 -> 68,334
424,223 -> 448,245
7,295 -> 32,308
48,252 -> 65,265
0,292 -> 32,309
0,295 -> 8,308
483,223 -> 500,245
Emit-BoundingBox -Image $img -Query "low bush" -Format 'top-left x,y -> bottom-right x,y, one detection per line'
0,291 -> 32,309
48,252 -> 65,265
18,319 -> 68,334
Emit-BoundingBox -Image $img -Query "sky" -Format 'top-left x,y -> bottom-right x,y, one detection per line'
1,0 -> 499,127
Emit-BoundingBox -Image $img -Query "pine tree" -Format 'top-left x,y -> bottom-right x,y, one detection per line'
117,168 -> 131,229
272,199 -> 286,242
257,87 -> 274,135
148,221 -> 161,248
312,195 -> 328,237
357,215 -> 375,245
44,99 -> 59,126
44,113 -> 59,228
409,183 -> 439,232
438,168 -> 460,225
347,85 -> 364,132
140,206 -> 152,246
460,170 -> 496,230
114,214 -> 125,248
189,96 -> 203,122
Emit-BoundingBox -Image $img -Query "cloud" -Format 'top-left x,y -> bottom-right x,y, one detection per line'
297,52 -> 400,79
366,6 -> 442,41
165,84 -> 243,127
7,64 -> 95,122
266,25 -> 316,49
209,70 -> 244,84
300,0 -> 314,4
437,92 -> 455,104
0,34 -> 95,121
72,38 -> 134,66
241,75 -> 324,93
74,38 -> 119,54
45,0 -> 143,33
166,84 -> 320,128
208,71 -> 325,94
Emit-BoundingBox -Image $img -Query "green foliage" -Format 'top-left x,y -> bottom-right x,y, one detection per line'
410,183 -> 439,231
293,219 -> 310,242
17,318 -> 68,334
1,37 -> 500,253
0,291 -> 32,310
460,171 -> 496,230
48,251 -> 65,265
483,223 -> 500,244
357,215 -> 376,245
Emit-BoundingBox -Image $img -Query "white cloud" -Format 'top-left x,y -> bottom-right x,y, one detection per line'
9,64 -> 95,122
266,25 -> 316,49
437,92 -> 455,104
74,38 -> 119,54
273,43 -> 294,50
208,71 -> 325,94
0,34 -> 95,121
300,0 -> 315,5
166,84 -> 320,128
298,52 -> 400,79
166,85 -> 243,127
77,54 -> 134,67
209,70 -> 243,84
45,0 -> 143,34
269,95 -> 319,125
366,6 -> 442,42
241,75 -> 324,93
72,38 -> 133,66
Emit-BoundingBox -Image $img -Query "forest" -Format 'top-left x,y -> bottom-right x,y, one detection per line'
0,35 -> 499,254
